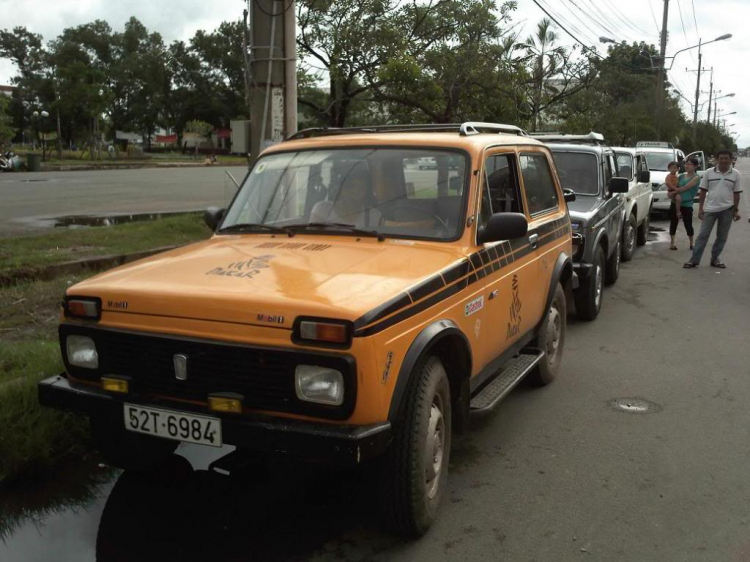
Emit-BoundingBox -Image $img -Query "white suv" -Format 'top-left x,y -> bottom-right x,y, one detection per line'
614,148 -> 654,260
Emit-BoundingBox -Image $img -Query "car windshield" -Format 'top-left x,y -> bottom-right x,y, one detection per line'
643,151 -> 675,171
551,151 -> 599,195
221,148 -> 468,241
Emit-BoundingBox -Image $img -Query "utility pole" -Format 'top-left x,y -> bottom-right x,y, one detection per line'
706,68 -> 713,123
713,100 -> 718,126
687,40 -> 707,143
242,8 -> 252,117
655,0 -> 670,140
249,0 -> 297,163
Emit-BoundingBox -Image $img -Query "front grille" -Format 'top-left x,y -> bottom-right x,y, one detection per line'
60,324 -> 356,419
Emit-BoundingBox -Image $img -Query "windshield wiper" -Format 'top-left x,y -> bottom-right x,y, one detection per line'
288,222 -> 385,242
218,223 -> 294,236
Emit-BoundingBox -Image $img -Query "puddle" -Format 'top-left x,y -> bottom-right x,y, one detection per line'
608,397 -> 662,414
52,211 -> 201,228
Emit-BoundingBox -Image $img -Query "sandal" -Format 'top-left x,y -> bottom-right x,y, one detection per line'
711,260 -> 726,269
669,245 -> 678,250
683,262 -> 698,268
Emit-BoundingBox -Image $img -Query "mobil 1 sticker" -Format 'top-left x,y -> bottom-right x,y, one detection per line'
464,296 -> 484,316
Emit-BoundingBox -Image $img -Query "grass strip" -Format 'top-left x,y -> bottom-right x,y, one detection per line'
0,213 -> 211,274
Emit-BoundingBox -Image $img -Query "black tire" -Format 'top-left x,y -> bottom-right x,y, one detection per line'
636,210 -> 650,246
528,283 -> 566,386
621,214 -> 637,262
574,245 -> 605,321
378,356 -> 451,537
605,239 -> 620,286
91,411 -> 178,472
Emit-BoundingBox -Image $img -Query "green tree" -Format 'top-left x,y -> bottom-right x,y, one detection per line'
0,94 -> 16,144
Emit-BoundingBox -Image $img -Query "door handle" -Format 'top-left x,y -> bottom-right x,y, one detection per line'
529,233 -> 539,248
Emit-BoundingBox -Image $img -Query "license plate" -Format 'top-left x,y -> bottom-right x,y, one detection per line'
123,404 -> 222,447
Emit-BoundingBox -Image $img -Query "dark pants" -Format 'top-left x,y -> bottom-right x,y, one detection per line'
669,202 -> 694,236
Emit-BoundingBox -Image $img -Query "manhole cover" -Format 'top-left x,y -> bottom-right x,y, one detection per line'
608,397 -> 661,414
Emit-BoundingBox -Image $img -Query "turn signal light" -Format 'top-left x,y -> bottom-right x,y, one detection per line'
208,394 -> 243,414
101,377 -> 129,393
298,321 -> 350,344
65,297 -> 101,320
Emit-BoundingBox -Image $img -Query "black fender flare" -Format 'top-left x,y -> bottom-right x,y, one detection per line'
593,227 -> 609,259
387,319 -> 471,423
537,252 -> 573,332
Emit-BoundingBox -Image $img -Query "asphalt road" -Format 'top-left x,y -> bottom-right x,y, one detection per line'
1,161 -> 749,561
0,167 -> 243,236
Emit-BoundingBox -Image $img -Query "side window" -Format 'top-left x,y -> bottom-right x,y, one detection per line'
603,155 -> 613,187
519,153 -> 559,216
478,153 -> 523,230
616,153 -> 634,180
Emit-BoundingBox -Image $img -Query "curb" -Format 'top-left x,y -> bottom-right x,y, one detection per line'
0,246 -> 178,287
40,162 -> 248,172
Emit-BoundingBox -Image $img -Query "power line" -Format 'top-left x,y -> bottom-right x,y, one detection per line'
536,0 -> 602,48
579,0 -> 639,42
676,0 -> 698,65
600,0 -> 655,38
690,0 -> 701,42
646,0 -> 662,35
532,0 -> 603,58
562,0 -> 622,43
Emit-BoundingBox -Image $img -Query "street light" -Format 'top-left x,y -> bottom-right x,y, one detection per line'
599,36 -> 616,44
666,33 -> 732,70
31,110 -> 50,161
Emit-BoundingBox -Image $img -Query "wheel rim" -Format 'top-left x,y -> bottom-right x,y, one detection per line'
546,304 -> 561,361
594,264 -> 603,308
626,222 -> 635,251
424,395 -> 445,500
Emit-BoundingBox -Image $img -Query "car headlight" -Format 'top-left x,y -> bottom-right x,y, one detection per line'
295,365 -> 344,406
66,335 -> 99,369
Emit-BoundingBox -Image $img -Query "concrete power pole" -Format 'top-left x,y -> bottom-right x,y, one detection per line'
654,0 -> 669,140
706,68 -> 713,124
249,0 -> 297,163
688,40 -> 705,143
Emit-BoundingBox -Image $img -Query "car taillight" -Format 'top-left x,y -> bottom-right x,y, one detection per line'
64,297 -> 102,320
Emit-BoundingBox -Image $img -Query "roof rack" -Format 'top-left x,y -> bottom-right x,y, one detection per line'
529,132 -> 607,146
286,122 -> 528,141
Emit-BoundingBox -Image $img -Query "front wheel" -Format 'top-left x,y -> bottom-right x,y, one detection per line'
378,356 -> 451,537
605,240 -> 620,286
528,282 -> 566,386
574,246 -> 604,321
636,211 -> 650,246
621,214 -> 637,262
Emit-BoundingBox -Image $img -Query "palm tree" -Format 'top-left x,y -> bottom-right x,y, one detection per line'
523,19 -> 566,131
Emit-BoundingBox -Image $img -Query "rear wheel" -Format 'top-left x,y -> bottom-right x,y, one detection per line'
91,410 -> 178,472
621,214 -> 637,262
529,283 -> 566,386
605,240 -> 620,286
378,356 -> 451,537
636,210 -> 650,246
575,246 -> 604,321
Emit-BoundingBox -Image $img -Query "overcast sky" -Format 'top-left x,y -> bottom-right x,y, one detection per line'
0,0 -> 745,147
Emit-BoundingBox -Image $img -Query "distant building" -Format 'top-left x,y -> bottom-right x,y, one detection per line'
0,85 -> 15,98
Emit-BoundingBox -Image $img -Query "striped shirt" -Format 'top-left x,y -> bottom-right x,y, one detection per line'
700,166 -> 742,213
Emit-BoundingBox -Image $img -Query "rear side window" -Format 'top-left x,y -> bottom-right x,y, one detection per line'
519,154 -> 559,215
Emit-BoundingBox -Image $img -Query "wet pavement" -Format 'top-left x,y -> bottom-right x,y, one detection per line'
1,162 -> 750,561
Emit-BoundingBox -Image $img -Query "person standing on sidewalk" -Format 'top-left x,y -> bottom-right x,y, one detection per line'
668,157 -> 701,250
684,150 -> 742,269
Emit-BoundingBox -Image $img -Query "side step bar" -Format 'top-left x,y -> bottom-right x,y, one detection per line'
469,349 -> 545,415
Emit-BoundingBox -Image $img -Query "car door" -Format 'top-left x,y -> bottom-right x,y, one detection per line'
687,150 -> 706,179
603,152 -> 625,256
476,150 -> 538,368
634,154 -> 653,222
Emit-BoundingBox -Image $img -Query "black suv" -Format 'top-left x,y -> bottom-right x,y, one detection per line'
532,133 -> 629,320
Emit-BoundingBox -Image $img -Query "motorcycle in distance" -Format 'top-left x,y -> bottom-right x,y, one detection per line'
0,151 -> 22,172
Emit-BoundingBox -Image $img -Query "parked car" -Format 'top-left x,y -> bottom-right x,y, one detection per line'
636,142 -> 704,212
613,147 -> 653,260
533,132 -> 628,320
39,122 -> 574,537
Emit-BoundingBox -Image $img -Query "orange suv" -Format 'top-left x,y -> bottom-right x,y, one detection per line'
40,122 -> 574,536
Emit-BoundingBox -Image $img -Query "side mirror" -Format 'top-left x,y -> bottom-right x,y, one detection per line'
563,188 -> 576,203
637,170 -> 651,183
609,177 -> 629,194
204,207 -> 225,231
478,212 -> 528,244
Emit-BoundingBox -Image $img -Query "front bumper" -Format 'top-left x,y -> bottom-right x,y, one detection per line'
573,262 -> 593,281
39,375 -> 391,464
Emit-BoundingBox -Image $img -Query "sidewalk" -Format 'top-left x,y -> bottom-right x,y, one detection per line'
40,161 -> 247,172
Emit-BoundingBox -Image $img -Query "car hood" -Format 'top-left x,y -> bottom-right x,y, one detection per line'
67,235 -> 466,329
650,170 -> 669,186
567,196 -> 603,219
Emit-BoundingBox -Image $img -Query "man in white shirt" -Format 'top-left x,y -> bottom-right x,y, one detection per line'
685,150 -> 742,268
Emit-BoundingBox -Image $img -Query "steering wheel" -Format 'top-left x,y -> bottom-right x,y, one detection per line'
386,204 -> 449,230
